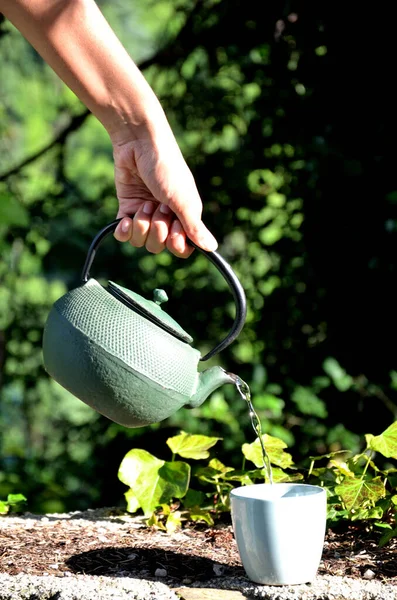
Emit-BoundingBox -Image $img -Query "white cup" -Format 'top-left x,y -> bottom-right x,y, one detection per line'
230,483 -> 327,585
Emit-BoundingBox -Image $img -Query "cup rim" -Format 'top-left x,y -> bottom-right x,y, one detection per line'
230,482 -> 325,501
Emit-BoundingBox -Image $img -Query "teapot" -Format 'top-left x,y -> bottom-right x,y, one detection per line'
42,219 -> 246,428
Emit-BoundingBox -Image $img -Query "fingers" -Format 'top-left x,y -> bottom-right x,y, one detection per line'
145,203 -> 172,254
166,219 -> 195,258
115,203 -> 194,257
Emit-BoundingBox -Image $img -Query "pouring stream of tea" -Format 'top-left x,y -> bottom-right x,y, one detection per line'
229,374 -> 273,485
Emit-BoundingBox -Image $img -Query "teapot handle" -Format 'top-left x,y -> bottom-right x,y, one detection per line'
81,219 -> 247,361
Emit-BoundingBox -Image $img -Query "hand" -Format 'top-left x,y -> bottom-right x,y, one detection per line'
112,137 -> 218,258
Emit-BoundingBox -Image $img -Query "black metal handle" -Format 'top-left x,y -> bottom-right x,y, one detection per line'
81,219 -> 247,361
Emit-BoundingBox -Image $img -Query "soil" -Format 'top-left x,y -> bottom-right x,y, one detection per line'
0,509 -> 396,586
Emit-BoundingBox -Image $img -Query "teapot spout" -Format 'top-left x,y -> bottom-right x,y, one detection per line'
188,367 -> 236,408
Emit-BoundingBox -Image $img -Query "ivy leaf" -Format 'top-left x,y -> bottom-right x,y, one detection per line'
183,489 -> 206,509
335,476 -> 386,510
350,506 -> 384,521
188,507 -> 214,526
308,450 -> 349,463
166,431 -> 222,460
271,468 -> 304,483
0,501 -> 9,515
7,494 -> 27,505
327,506 -> 350,522
329,461 -> 356,478
146,512 -> 166,530
207,458 -> 234,474
242,434 -> 294,469
195,466 -> 220,484
195,459 -> 235,484
118,449 -> 190,516
379,525 -> 397,548
165,510 -> 182,534
124,488 -> 140,513
366,422 -> 397,459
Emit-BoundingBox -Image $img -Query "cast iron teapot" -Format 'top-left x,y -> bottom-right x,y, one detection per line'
42,219 -> 246,427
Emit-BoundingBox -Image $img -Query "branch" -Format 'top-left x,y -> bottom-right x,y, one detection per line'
0,0 -> 206,181
0,110 -> 90,181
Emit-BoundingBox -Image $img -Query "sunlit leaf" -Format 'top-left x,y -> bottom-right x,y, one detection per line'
167,431 -> 222,460
335,476 -> 386,510
366,422 -> 397,459
0,502 -> 9,515
7,494 -> 27,505
124,488 -> 140,514
118,449 -> 190,516
165,510 -> 182,534
242,434 -> 294,469
350,506 -> 384,521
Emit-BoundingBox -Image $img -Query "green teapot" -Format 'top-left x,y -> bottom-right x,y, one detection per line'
42,220 -> 246,428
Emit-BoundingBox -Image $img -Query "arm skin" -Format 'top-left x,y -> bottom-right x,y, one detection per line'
0,0 -> 218,256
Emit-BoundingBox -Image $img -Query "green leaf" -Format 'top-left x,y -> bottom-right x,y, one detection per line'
366,422 -> 397,459
242,434 -> 294,469
0,501 -> 9,515
350,506 -> 384,521
195,466 -> 220,484
188,507 -> 214,526
7,494 -> 27,505
0,193 -> 29,227
118,449 -> 190,516
291,386 -> 328,418
183,489 -> 206,509
323,357 -> 353,391
327,506 -> 349,522
146,512 -> 166,530
329,461 -> 356,478
379,525 -> 397,548
124,488 -> 140,513
195,459 -> 236,487
207,458 -> 235,474
309,450 -> 349,462
165,510 -> 182,534
166,431 -> 222,460
335,476 -> 386,510
271,468 -> 304,483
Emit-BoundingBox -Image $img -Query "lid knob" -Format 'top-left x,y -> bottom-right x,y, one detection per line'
153,289 -> 168,305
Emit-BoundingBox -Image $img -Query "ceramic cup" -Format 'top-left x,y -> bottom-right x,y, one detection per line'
230,483 -> 327,585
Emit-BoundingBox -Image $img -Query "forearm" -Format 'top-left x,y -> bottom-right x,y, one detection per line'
0,0 -> 166,143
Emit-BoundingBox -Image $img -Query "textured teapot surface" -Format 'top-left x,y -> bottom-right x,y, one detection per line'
42,279 -> 205,427
55,278 -> 200,395
42,219 -> 247,428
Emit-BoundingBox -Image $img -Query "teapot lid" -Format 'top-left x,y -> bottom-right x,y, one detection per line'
107,281 -> 193,344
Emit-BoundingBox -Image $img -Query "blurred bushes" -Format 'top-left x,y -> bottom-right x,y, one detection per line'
0,1 -> 396,512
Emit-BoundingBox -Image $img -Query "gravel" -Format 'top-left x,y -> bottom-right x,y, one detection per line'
0,573 -> 179,600
1,509 -> 395,600
189,575 -> 397,599
1,573 -> 396,600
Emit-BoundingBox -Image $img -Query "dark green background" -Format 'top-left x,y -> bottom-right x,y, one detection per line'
1,0 -> 396,513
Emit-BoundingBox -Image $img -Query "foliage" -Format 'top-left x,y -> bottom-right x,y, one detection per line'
118,425 -> 397,543
0,493 -> 27,515
1,1 -> 397,514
